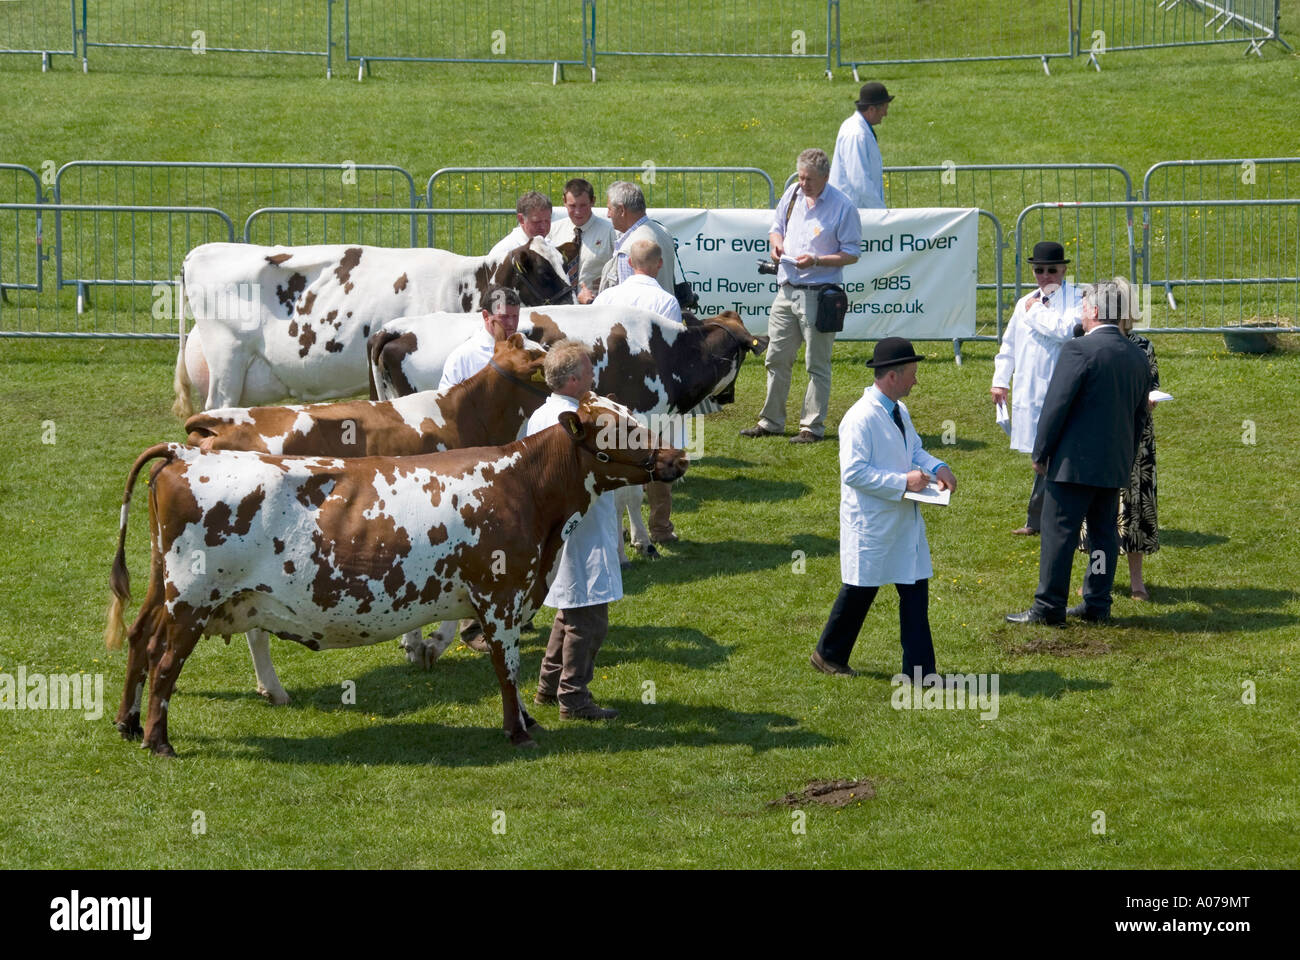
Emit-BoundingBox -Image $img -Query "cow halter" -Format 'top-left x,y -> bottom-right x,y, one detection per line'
510,256 -> 574,306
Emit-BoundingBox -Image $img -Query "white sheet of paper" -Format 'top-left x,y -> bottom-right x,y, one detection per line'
995,400 -> 1011,436
904,481 -> 951,506
1149,390 -> 1173,403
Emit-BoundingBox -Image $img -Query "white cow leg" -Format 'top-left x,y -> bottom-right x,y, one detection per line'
400,622 -> 456,670
620,484 -> 656,557
247,629 -> 290,705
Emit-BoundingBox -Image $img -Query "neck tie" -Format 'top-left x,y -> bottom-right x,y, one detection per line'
891,403 -> 906,439
566,226 -> 581,286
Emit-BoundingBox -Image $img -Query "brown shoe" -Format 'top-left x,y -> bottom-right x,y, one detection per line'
740,424 -> 781,438
559,702 -> 620,721
810,651 -> 857,677
1011,526 -> 1039,536
789,430 -> 822,444
534,690 -> 557,706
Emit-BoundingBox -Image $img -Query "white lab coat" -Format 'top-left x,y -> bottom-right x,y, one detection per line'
838,385 -> 946,587
991,282 -> 1083,453
593,273 -> 683,325
828,110 -> 885,210
526,394 -> 623,609
488,226 -> 560,263
549,215 -> 616,291
438,327 -> 495,391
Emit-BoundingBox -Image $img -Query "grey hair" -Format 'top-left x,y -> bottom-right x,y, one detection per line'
797,148 -> 831,178
516,190 -> 552,216
543,338 -> 592,391
628,238 -> 663,272
606,180 -> 647,214
1082,279 -> 1127,326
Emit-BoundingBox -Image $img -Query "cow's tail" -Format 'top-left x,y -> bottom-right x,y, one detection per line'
171,271 -> 195,421
105,443 -> 176,651
367,326 -> 403,400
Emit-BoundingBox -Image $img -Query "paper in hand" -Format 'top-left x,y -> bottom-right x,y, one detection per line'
904,481 -> 952,506
995,401 -> 1011,437
1149,390 -> 1173,404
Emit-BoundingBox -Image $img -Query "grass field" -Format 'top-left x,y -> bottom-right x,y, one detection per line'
1,12 -> 1299,868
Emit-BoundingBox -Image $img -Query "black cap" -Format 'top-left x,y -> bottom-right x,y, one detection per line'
855,82 -> 895,109
865,337 -> 925,368
1027,240 -> 1069,264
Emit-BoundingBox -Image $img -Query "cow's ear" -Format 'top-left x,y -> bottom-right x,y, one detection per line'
507,332 -> 526,348
558,411 -> 585,440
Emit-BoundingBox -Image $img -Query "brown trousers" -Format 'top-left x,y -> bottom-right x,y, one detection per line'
537,603 -> 609,710
646,480 -> 674,541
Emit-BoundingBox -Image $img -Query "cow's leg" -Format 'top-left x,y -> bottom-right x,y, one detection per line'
247,629 -> 290,705
481,619 -> 536,748
621,484 -> 657,558
400,622 -> 455,669
115,591 -> 161,740
196,325 -> 250,410
142,620 -> 203,757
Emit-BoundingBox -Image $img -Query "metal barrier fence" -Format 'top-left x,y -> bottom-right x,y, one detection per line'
1,165 -> 46,294
243,206 -> 435,248
833,0 -> 1075,76
1015,200 -> 1300,331
429,166 -> 777,211
1077,0 -> 1288,64
79,0 -> 336,75
0,0 -> 77,69
345,0 -> 591,83
592,0 -> 830,69
54,161 -> 419,297
0,202 -> 234,336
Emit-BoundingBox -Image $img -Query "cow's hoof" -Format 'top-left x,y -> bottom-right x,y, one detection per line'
515,738 -> 540,750
146,741 -> 176,758
257,685 -> 291,706
641,543 -> 660,559
116,716 -> 142,740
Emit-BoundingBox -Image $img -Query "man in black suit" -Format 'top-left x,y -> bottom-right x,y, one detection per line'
1006,280 -> 1151,626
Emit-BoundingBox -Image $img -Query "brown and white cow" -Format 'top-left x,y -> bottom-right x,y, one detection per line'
370,305 -> 769,572
104,394 -> 687,755
174,238 -> 574,418
182,334 -> 550,705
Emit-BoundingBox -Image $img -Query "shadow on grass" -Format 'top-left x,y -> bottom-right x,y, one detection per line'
668,473 -> 809,514
216,701 -> 831,767
621,534 -> 838,593
916,432 -> 989,452
690,456 -> 758,469
1160,528 -> 1230,548
857,669 -> 1109,698
1121,584 -> 1297,633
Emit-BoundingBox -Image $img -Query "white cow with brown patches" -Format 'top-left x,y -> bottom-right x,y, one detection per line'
105,394 -> 687,756
174,238 -> 574,418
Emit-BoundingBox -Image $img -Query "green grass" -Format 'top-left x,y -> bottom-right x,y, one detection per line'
1,333 -> 1297,868
1,17 -> 1299,868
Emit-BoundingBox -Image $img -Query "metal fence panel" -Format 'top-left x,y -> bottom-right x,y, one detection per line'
1,203 -> 234,336
345,0 -> 590,70
593,0 -> 829,62
243,206 -> 434,248
1015,200 -> 1300,332
0,165 -> 46,294
428,166 -> 777,212
835,0 -> 1074,70
0,0 -> 76,64
1143,157 -> 1300,202
1078,0 -> 1283,58
54,161 -> 420,288
81,0 -> 335,74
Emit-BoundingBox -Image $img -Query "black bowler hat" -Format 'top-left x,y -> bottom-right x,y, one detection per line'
865,337 -> 925,368
855,82 -> 895,109
1027,240 -> 1070,264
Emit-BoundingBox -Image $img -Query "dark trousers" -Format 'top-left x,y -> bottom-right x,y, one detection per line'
1027,470 -> 1046,531
817,580 -> 936,677
1033,480 -> 1121,618
538,604 -> 609,710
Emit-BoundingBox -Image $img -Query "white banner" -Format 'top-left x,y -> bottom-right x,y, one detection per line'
653,207 -> 978,340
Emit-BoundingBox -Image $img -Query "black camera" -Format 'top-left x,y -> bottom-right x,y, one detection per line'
756,258 -> 778,275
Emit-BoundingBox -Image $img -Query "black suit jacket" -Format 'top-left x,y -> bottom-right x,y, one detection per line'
1031,324 -> 1151,488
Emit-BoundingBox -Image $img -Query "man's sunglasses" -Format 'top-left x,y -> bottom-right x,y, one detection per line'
1033,265 -> 1064,274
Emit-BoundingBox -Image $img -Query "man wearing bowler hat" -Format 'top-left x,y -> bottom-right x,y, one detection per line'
829,81 -> 894,210
991,240 -> 1084,535
811,338 -> 958,680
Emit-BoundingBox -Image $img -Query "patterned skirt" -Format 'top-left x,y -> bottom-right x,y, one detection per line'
1079,419 -> 1158,556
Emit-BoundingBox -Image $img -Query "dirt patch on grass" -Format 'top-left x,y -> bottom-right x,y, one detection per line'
1013,635 -> 1112,657
769,779 -> 875,808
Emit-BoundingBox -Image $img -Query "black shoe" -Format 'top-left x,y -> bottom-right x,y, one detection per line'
789,430 -> 822,444
1066,603 -> 1112,623
1005,608 -> 1065,626
740,424 -> 781,438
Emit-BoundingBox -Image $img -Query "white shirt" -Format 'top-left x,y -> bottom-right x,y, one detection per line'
526,394 -> 623,609
549,215 -> 615,291
593,273 -> 683,324
438,327 -> 496,392
488,226 -> 559,263
770,182 -> 863,286
828,110 -> 885,210
600,216 -> 676,295
838,385 -> 946,587
992,282 -> 1084,453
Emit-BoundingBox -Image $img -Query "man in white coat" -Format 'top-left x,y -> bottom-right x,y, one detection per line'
438,285 -> 522,392
991,241 -> 1083,535
487,191 -> 560,263
548,177 -> 615,304
528,340 -> 622,721
811,338 -> 957,681
600,180 -> 675,296
828,81 -> 893,210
